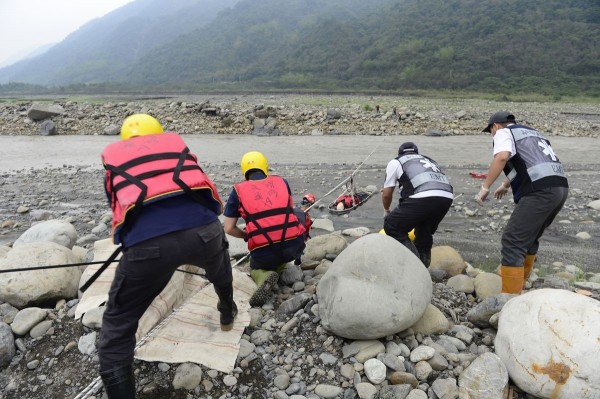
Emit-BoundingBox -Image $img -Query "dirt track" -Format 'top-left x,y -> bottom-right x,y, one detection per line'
1,134 -> 599,171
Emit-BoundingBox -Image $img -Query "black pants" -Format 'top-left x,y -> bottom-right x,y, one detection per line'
384,196 -> 453,254
98,220 -> 232,372
249,235 -> 306,270
501,186 -> 568,265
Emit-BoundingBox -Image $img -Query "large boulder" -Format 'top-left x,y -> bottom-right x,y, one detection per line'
466,293 -> 513,328
0,322 -> 15,368
302,232 -> 347,262
0,241 -> 81,308
430,246 -> 465,277
458,352 -> 509,399
13,220 -> 77,249
410,304 -> 450,335
495,289 -> 600,399
226,234 -> 248,259
317,234 -> 432,339
27,103 -> 65,121
0,246 -> 10,259
473,272 -> 501,299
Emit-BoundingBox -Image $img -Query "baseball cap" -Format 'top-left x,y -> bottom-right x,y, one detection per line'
483,111 -> 515,132
398,142 -> 419,155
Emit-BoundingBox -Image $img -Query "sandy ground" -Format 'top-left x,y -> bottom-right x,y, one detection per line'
1,134 -> 599,171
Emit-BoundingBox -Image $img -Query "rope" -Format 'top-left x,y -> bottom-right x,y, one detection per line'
0,258 -> 206,278
304,144 -> 380,213
0,260 -> 107,274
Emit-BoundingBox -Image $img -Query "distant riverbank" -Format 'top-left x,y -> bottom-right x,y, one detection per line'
1,95 -> 599,138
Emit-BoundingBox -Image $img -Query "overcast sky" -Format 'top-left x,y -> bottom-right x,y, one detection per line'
0,0 -> 135,68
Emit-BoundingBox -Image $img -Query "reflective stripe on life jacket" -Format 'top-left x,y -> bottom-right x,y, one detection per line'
234,175 -> 305,251
396,154 -> 453,199
102,133 -> 223,241
503,125 -> 568,202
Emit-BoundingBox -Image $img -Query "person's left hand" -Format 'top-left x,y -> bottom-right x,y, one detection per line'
494,184 -> 509,199
475,186 -> 489,206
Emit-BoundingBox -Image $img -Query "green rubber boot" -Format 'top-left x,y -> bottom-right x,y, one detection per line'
249,268 -> 280,307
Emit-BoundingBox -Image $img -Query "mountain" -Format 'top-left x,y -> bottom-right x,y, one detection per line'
127,0 -> 599,95
0,42 -> 56,69
1,0 -> 598,96
126,0 -> 390,85
0,0 -> 239,85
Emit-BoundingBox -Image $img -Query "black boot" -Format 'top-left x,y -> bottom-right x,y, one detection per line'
419,250 -> 431,267
400,239 -> 420,257
100,364 -> 135,399
214,284 -> 238,331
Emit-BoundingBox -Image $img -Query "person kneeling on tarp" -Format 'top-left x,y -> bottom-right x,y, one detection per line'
223,151 -> 306,307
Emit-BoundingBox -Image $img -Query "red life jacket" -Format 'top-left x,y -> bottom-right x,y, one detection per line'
304,212 -> 313,241
305,213 -> 313,232
336,194 -> 360,208
102,133 -> 223,239
234,176 -> 305,251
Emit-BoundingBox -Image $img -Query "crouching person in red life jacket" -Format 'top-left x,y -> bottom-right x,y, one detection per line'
223,151 -> 306,307
294,193 -> 316,242
98,114 -> 236,398
382,142 -> 454,267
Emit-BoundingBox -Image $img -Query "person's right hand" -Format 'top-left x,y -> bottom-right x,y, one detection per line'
494,184 -> 509,199
475,186 -> 489,206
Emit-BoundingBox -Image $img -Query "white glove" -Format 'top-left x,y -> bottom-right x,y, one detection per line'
383,209 -> 391,218
475,185 -> 489,206
494,184 -> 509,200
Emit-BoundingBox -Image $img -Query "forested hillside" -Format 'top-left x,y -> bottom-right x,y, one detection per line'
0,0 -> 239,85
1,0 -> 598,96
128,0 -> 599,95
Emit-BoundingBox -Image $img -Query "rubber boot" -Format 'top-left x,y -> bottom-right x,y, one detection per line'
418,250 -> 431,268
100,364 -> 136,399
249,268 -> 279,307
501,266 -> 524,294
214,284 -> 238,331
523,254 -> 536,289
400,239 -> 420,257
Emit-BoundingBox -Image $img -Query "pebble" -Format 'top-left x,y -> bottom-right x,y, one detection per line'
27,360 -> 40,370
223,375 -> 237,387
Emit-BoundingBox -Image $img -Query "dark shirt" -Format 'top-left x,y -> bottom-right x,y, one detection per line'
119,194 -> 217,247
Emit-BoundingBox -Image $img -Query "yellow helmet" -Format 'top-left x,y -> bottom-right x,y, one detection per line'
120,114 -> 163,140
408,229 -> 416,241
379,228 -> 416,241
240,151 -> 268,179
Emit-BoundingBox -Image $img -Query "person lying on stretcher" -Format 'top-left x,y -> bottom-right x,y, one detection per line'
335,193 -> 361,210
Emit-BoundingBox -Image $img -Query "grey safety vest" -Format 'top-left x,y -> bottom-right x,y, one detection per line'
396,154 -> 453,199
502,124 -> 568,202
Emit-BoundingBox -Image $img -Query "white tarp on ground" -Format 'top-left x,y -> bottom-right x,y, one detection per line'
76,239 -> 254,373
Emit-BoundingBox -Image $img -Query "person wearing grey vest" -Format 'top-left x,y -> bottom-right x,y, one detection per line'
382,142 -> 454,266
475,111 -> 569,294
